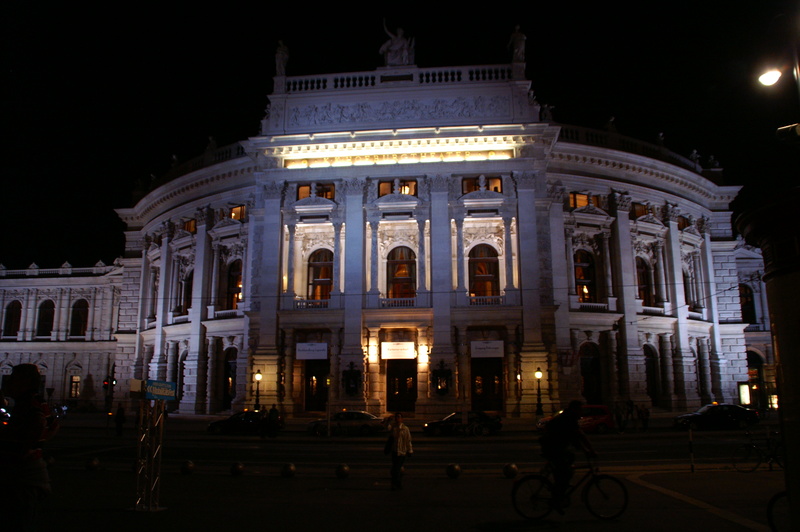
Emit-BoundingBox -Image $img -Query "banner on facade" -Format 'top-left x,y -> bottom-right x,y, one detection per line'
296,342 -> 328,360
381,341 -> 416,359
144,380 -> 177,400
470,340 -> 504,358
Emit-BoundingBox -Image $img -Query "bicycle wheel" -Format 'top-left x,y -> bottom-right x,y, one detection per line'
767,491 -> 788,532
511,474 -> 553,520
582,474 -> 628,520
731,444 -> 763,472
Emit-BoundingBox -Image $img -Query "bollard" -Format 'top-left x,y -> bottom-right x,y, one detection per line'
336,463 -> 350,478
181,460 -> 196,475
281,463 -> 296,478
446,463 -> 462,479
503,463 -> 519,479
230,462 -> 245,476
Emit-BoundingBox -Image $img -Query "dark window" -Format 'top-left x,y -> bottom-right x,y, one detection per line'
387,246 -> 416,298
469,245 -> 500,297
224,260 -> 243,310
574,250 -> 596,303
307,249 -> 333,300
2,301 -> 22,337
69,299 -> 89,336
180,271 -> 194,315
36,300 -> 55,337
739,284 -> 757,324
636,258 -> 654,307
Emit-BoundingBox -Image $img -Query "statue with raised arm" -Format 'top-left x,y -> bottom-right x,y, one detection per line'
508,25 -> 526,62
275,40 -> 289,76
380,19 -> 414,66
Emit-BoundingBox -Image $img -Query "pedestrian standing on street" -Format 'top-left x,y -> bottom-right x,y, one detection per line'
114,403 -> 127,436
385,412 -> 413,490
0,364 -> 59,531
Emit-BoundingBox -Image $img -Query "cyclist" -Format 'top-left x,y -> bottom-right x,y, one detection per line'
539,399 -> 596,510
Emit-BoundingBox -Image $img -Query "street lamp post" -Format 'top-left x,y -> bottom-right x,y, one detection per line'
254,369 -> 262,411
534,367 -> 544,416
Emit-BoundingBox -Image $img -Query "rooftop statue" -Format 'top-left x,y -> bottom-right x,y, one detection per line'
380,19 -> 414,66
275,40 -> 289,76
508,25 -> 526,63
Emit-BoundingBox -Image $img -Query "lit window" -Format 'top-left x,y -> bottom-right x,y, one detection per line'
307,249 -> 333,300
379,179 -> 417,197
70,375 -> 81,399
387,247 -> 416,298
678,216 -> 692,231
630,203 -> 651,220
462,176 -> 502,195
230,205 -> 246,220
468,245 -> 500,297
298,183 -> 335,201
224,260 -> 243,310
183,219 -> 197,234
574,250 -> 596,303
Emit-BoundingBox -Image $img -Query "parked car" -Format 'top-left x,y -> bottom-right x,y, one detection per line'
307,410 -> 387,436
422,411 -> 503,436
674,403 -> 759,430
207,410 -> 283,436
536,405 -> 615,434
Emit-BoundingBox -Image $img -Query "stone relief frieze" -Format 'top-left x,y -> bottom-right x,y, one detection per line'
378,225 -> 418,257
287,96 -> 510,129
220,242 -> 245,265
298,227 -> 335,257
572,232 -> 600,254
463,224 -> 504,254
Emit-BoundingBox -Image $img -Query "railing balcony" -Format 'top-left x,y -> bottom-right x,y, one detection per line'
642,305 -> 665,316
294,299 -> 329,310
214,309 -> 241,319
380,297 -> 416,308
468,295 -> 504,306
578,302 -> 609,312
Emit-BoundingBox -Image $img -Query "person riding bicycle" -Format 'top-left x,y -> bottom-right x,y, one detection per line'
539,399 -> 596,509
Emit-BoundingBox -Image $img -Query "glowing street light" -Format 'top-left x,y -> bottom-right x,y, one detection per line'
254,369 -> 263,411
759,69 -> 782,86
534,367 -> 544,416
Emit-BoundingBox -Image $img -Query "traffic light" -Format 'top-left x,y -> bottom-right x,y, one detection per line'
103,377 -> 110,390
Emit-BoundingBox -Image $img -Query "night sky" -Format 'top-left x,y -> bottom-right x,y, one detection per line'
4,2 -> 799,269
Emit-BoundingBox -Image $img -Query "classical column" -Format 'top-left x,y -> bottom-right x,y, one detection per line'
332,222 -> 342,295
417,218 -> 428,292
209,243 -> 221,309
283,328 -> 295,409
366,327 -> 382,404
697,338 -> 713,403
285,224 -> 297,297
369,219 -> 380,294
654,242 -> 668,303
166,340 -> 178,382
455,215 -> 466,292
565,229 -> 577,296
503,216 -> 515,290
607,329 -> 620,402
692,252 -> 705,309
601,232 -> 614,298
659,333 -> 676,405
205,336 -> 218,413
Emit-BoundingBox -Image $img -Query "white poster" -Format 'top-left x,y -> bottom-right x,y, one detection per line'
296,342 -> 328,360
381,341 -> 416,359
470,340 -> 504,358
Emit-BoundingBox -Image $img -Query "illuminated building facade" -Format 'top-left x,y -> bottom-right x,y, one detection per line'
1,56 -> 772,417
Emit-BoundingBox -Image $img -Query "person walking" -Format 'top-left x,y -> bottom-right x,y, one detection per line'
385,412 -> 413,490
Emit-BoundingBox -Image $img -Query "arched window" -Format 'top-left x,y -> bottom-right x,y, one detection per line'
180,271 -> 194,315
468,245 -> 499,297
739,284 -> 757,325
387,246 -> 416,299
574,250 -> 596,303
36,300 -> 55,337
224,260 -> 243,310
69,299 -> 89,336
636,257 -> 654,307
307,249 -> 333,300
2,301 -> 22,337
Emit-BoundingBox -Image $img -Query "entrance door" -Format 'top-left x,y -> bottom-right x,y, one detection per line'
386,359 -> 417,412
471,357 -> 503,411
580,343 -> 603,405
304,359 -> 329,412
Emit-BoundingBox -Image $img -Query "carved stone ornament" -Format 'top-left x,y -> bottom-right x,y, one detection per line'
339,178 -> 365,196
513,171 -> 536,190
287,96 -> 510,129
547,180 -> 566,202
262,180 -> 283,200
378,225 -> 418,257
429,174 -> 450,193
463,224 -> 504,254
611,192 -> 632,212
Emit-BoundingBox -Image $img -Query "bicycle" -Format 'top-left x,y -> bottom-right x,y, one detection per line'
731,431 -> 784,472
511,457 -> 628,520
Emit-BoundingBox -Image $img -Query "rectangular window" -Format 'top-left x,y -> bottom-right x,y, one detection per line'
462,177 -> 502,195
70,375 -> 81,399
630,203 -> 651,220
230,205 -> 246,220
379,180 -> 417,197
297,183 -> 335,201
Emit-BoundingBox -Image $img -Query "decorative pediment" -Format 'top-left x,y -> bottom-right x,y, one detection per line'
573,204 -> 609,217
211,217 -> 242,231
636,213 -> 664,226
